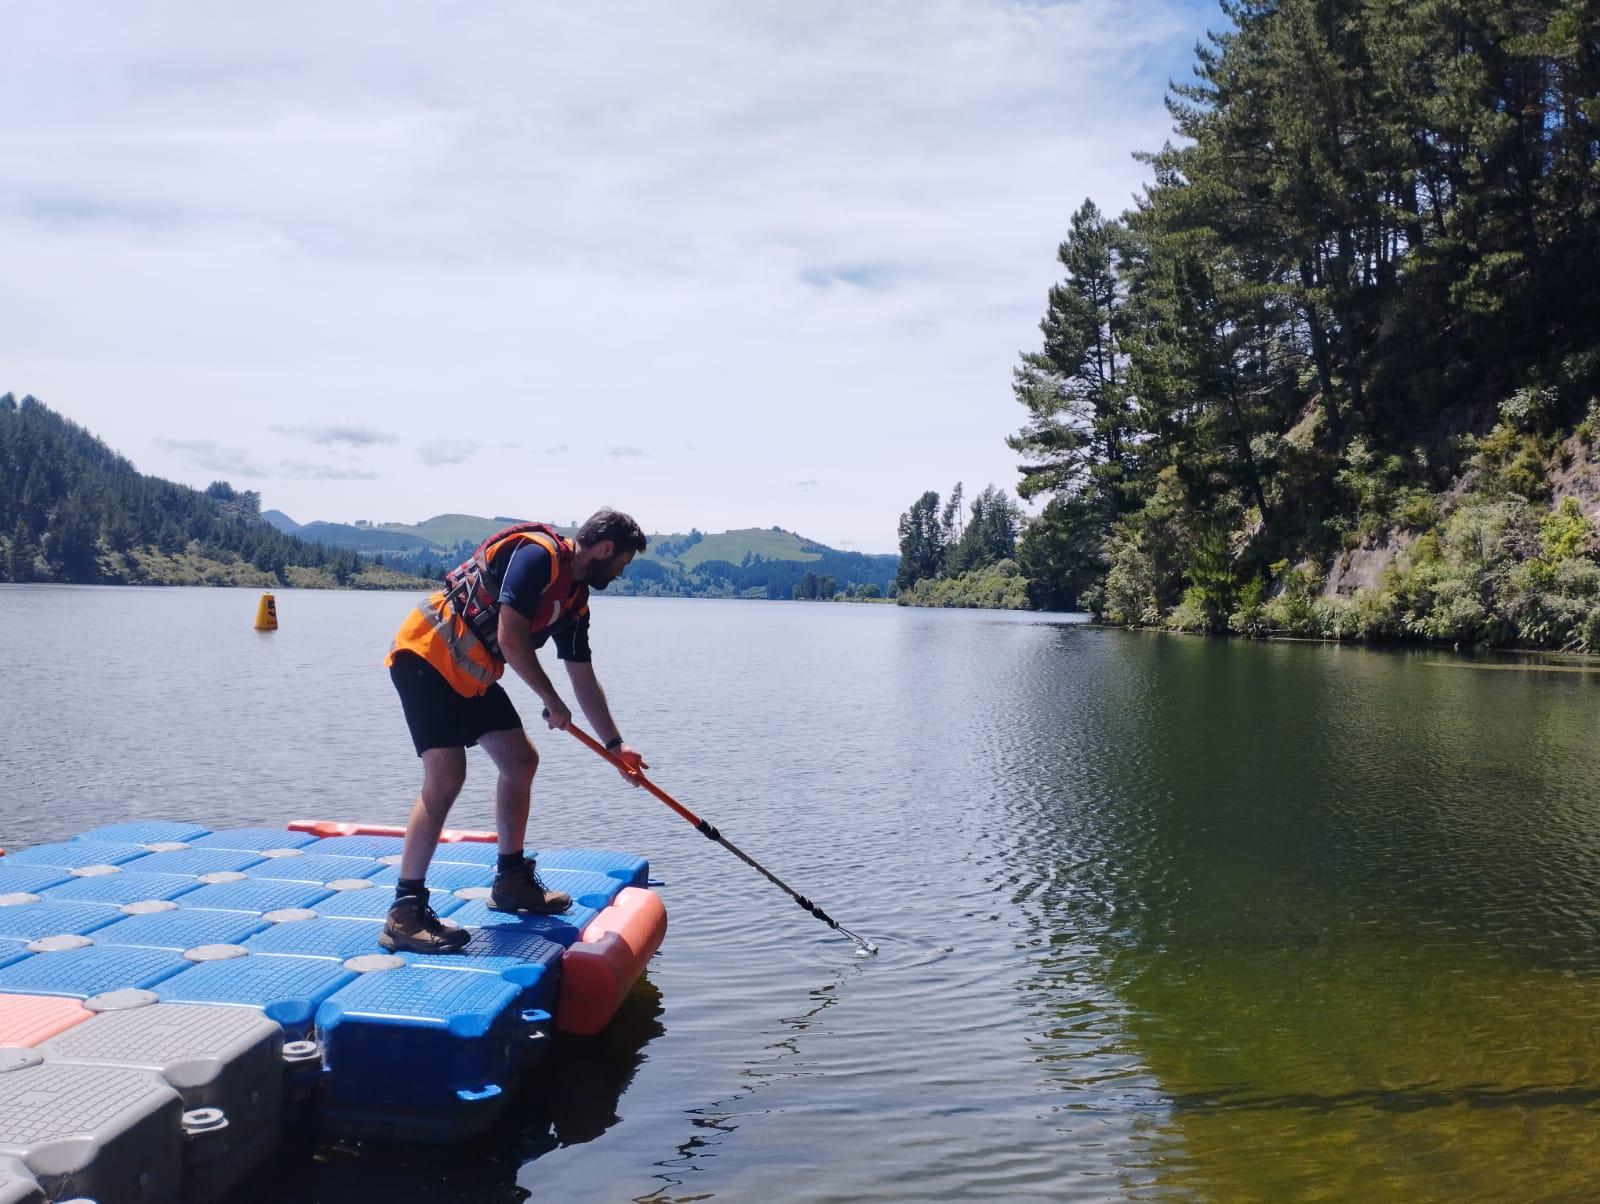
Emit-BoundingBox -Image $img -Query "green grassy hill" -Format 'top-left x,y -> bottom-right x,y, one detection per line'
663,527 -> 822,569
377,513 -> 536,547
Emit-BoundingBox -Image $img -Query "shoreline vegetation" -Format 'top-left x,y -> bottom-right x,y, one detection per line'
903,0 -> 1600,651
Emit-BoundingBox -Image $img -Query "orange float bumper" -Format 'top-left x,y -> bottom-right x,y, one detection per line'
556,887 -> 668,1036
288,819 -> 497,843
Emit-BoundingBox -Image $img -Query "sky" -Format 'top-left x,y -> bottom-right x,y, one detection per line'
2,1 -> 1219,553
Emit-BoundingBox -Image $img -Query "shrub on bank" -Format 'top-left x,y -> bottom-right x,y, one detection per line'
898,559 -> 1031,609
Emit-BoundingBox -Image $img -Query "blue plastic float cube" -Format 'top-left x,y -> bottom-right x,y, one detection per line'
123,848 -> 266,876
40,872 -> 205,906
188,828 -> 321,852
533,869 -> 628,911
91,909 -> 270,951
398,927 -> 565,1014
315,885 -> 452,922
317,964 -> 524,1141
243,855 -> 384,884
428,842 -> 502,866
0,900 -> 125,940
303,835 -> 407,859
173,878 -> 335,915
157,953 -> 356,1039
0,938 -> 31,970
446,900 -> 599,947
371,861 -> 492,892
535,847 -> 650,887
74,820 -> 213,844
5,842 -> 152,869
0,865 -> 73,895
0,943 -> 189,998
243,918 -> 386,962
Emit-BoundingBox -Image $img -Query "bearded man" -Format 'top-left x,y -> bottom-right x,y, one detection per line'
379,507 -> 648,953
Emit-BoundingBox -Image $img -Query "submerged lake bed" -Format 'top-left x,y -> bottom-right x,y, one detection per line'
3,585 -> 1599,1202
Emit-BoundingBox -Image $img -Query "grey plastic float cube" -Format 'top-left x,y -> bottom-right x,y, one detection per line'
0,1049 -> 183,1204
0,1158 -> 42,1204
43,1002 -> 284,1203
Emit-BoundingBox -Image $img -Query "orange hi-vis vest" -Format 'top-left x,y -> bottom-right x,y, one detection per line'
387,523 -> 590,697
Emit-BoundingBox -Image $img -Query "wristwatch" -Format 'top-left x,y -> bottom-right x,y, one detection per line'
604,736 -> 625,751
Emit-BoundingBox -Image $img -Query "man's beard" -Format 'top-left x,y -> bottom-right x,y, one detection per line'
582,559 -> 618,588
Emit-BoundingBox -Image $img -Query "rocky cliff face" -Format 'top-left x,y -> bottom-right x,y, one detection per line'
1322,434 -> 1600,601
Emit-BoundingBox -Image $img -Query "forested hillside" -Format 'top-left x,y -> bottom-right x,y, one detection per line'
0,395 -> 426,588
1008,0 -> 1600,649
1,395 -> 895,597
616,533 -> 897,600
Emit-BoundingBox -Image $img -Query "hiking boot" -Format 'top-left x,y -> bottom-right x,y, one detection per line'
488,858 -> 572,914
379,894 -> 471,954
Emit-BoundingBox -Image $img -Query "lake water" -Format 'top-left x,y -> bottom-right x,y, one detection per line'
4,585 -> 1600,1201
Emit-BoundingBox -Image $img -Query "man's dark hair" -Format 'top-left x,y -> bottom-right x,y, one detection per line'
577,508 -> 647,555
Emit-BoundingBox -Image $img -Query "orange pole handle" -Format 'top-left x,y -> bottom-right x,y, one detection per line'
550,717 -> 707,829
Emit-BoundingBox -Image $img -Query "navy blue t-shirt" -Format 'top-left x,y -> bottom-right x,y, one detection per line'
498,542 -> 591,663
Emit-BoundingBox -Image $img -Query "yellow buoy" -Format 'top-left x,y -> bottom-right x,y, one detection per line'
254,592 -> 278,631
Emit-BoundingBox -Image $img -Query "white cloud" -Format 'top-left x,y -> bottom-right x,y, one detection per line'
0,0 -> 1217,551
155,438 -> 269,477
417,439 -> 480,467
271,423 -> 396,447
279,460 -> 378,480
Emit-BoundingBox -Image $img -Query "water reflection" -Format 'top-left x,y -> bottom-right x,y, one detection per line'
993,631 -> 1600,1200
639,972 -> 851,1202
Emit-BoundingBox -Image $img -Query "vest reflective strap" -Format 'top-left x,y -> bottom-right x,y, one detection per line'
415,593 -> 499,689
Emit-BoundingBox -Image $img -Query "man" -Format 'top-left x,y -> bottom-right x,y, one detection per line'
379,507 -> 649,954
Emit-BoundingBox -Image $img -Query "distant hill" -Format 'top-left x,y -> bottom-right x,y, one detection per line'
659,527 -> 820,569
297,522 -> 434,554
377,513 -> 534,548
269,511 -> 900,599
0,396 -> 432,589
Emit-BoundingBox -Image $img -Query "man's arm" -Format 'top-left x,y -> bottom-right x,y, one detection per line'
498,606 -> 571,729
565,659 -> 648,780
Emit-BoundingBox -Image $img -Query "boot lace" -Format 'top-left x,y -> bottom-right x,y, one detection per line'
517,859 -> 552,895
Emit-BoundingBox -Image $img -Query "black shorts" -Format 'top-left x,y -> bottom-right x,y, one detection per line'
390,651 -> 523,755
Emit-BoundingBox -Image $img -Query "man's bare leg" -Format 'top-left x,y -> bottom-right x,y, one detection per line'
477,727 -> 570,913
397,746 -> 468,881
476,727 -> 538,854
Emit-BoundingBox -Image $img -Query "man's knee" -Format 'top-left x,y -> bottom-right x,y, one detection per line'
504,741 -> 538,791
420,748 -> 467,804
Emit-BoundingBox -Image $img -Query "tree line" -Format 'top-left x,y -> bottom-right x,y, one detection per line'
0,394 -> 374,585
612,545 -> 897,600
895,483 -> 1030,607
996,0 -> 1599,646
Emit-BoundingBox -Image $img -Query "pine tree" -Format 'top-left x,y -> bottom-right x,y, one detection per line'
895,491 -> 946,591
1008,200 -> 1134,508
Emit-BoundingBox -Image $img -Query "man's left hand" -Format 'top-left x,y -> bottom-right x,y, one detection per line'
614,744 -> 648,784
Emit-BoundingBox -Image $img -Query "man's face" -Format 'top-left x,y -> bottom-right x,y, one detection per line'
583,545 -> 635,590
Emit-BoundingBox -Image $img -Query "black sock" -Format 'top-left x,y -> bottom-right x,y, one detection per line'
394,878 -> 427,903
497,852 -> 526,874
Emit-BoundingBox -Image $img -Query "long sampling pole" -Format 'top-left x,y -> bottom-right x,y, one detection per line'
550,715 -> 878,955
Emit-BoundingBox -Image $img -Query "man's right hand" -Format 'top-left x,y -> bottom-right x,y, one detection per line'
542,700 -> 572,730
